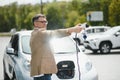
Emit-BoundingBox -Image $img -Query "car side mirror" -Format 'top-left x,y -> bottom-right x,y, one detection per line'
6,47 -> 14,54
115,32 -> 120,36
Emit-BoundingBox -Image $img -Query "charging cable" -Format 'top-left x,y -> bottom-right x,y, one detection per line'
74,23 -> 89,80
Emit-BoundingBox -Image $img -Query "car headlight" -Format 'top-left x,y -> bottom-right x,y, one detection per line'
89,38 -> 99,46
85,61 -> 92,72
23,59 -> 30,71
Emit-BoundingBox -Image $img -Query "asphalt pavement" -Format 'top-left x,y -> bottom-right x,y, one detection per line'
85,49 -> 120,80
0,37 -> 10,80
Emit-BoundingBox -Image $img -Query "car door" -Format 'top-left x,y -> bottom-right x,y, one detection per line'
5,34 -> 19,78
112,30 -> 120,47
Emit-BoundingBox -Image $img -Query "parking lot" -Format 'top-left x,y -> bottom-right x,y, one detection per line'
85,49 -> 120,80
0,37 -> 120,80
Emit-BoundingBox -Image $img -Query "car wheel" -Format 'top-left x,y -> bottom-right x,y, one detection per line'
4,72 -> 10,80
12,72 -> 17,80
3,62 -> 10,80
100,42 -> 111,54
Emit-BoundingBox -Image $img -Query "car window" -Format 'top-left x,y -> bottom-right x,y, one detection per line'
21,36 -> 31,54
92,29 -> 95,33
86,27 -> 109,34
118,30 -> 120,32
86,29 -> 93,34
96,28 -> 105,33
115,30 -> 120,35
10,34 -> 19,53
86,29 -> 91,33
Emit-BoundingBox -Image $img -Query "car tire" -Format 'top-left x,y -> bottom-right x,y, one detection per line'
3,61 -> 10,80
4,72 -> 10,80
12,72 -> 17,80
4,69 -> 10,80
100,42 -> 111,54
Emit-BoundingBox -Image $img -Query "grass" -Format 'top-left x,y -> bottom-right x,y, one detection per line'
0,32 -> 11,37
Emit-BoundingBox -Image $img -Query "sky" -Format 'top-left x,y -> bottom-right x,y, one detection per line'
0,0 -> 71,6
0,0 -> 53,6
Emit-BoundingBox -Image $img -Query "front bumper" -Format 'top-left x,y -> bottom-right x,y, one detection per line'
81,66 -> 98,80
51,59 -> 98,80
51,65 -> 98,80
84,41 -> 99,50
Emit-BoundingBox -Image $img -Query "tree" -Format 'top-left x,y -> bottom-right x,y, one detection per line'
46,3 -> 64,29
109,0 -> 120,26
65,10 -> 84,27
100,0 -> 111,26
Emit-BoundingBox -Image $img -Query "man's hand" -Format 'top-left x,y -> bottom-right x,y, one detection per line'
67,23 -> 84,34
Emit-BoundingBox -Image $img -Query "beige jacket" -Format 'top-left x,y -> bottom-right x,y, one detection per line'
30,28 -> 69,77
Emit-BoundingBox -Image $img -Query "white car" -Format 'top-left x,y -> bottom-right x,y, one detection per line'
3,30 -> 98,80
84,26 -> 120,54
77,26 -> 110,45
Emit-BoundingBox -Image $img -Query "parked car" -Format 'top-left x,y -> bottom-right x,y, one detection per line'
83,26 -> 120,54
3,30 -> 98,80
76,26 -> 111,45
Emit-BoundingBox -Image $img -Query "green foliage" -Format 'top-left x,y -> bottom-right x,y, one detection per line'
0,0 -> 120,32
46,2 -> 63,29
65,10 -> 82,27
109,0 -> 120,26
100,0 -> 111,26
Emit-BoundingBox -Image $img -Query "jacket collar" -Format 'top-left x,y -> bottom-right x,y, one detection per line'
34,28 -> 46,31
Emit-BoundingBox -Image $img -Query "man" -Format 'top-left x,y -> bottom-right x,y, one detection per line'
30,14 -> 83,80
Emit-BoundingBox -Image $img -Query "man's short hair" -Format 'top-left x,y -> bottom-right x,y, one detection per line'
32,14 -> 46,24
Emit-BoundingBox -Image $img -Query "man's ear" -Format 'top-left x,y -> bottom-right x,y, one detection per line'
34,22 -> 38,27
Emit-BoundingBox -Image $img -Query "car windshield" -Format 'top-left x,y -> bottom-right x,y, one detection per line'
50,37 -> 77,53
21,36 -> 77,54
21,35 -> 31,54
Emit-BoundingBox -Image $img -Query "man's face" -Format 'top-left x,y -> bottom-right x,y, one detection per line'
34,17 -> 48,29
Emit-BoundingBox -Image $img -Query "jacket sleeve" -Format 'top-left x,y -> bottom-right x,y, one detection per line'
48,29 -> 70,38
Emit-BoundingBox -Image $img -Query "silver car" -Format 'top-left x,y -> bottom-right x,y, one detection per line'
3,30 -> 98,80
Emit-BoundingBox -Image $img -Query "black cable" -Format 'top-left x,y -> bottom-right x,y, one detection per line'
75,33 -> 81,80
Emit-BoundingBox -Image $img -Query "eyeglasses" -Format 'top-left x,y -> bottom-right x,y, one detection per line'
36,20 -> 48,24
